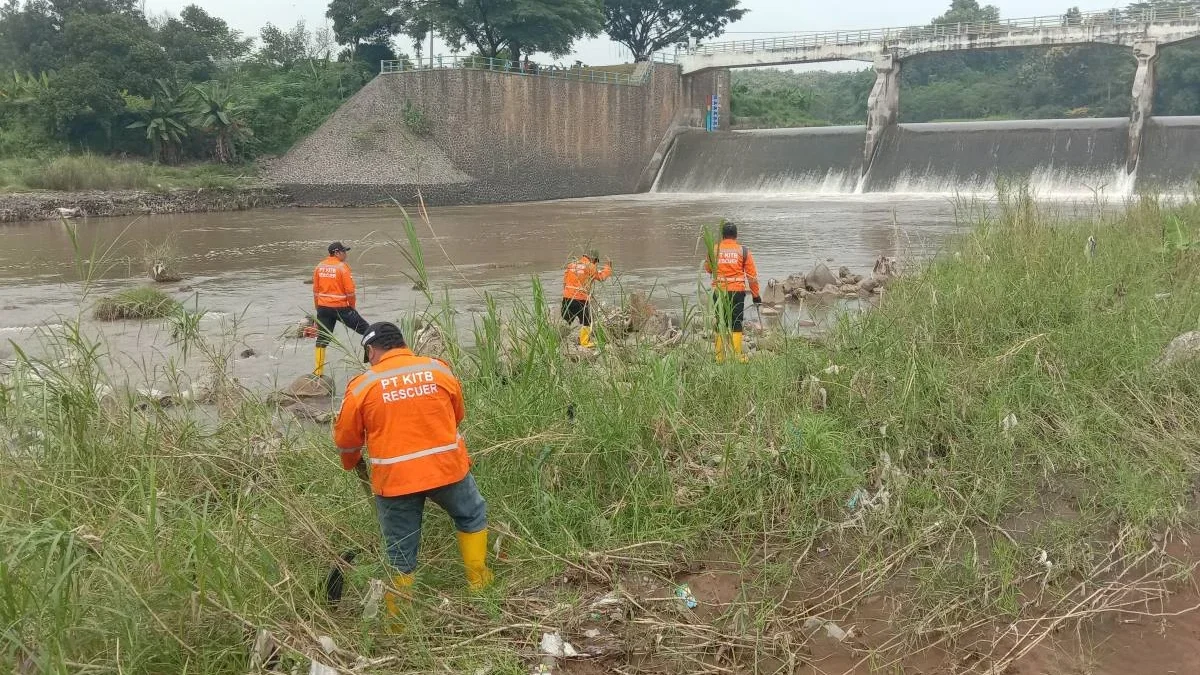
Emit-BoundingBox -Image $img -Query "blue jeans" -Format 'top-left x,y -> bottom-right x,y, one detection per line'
375,473 -> 488,573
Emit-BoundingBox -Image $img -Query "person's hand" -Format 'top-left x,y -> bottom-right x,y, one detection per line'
753,296 -> 762,305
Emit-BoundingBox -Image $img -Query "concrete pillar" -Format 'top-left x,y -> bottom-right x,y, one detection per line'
863,54 -> 901,172
1127,40 -> 1158,174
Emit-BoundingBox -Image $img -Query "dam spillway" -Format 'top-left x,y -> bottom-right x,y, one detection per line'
653,117 -> 1200,198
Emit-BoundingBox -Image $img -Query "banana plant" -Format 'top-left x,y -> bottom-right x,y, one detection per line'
190,82 -> 253,164
126,80 -> 192,165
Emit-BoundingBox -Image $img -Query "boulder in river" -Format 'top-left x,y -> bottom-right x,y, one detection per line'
762,279 -> 787,305
282,374 -> 334,400
806,263 -> 839,291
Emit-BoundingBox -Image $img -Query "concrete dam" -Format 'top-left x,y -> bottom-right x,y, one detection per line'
654,117 -> 1200,198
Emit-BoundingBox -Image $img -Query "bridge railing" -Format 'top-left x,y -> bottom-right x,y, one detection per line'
380,54 -> 668,85
691,5 -> 1200,55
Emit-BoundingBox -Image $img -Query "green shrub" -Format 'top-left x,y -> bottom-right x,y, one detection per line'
402,101 -> 432,136
93,287 -> 181,321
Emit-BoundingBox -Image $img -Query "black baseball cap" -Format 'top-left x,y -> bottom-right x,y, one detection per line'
360,322 -> 405,361
328,241 -> 351,254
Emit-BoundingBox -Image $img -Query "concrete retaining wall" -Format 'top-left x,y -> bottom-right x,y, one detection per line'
273,64 -> 688,206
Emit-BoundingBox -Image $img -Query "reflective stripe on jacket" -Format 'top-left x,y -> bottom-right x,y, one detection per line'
313,256 -> 356,308
333,348 -> 471,497
562,256 -> 612,301
705,238 -> 761,296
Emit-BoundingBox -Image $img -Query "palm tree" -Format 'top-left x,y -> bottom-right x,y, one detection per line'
191,82 -> 253,164
127,80 -> 192,165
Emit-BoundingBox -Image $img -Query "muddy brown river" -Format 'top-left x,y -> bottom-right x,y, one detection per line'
0,194 -> 994,392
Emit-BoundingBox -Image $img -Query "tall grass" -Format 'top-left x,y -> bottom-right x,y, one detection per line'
4,193 -> 1200,672
0,155 -> 256,192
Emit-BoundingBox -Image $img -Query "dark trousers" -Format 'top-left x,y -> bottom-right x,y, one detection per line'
375,474 -> 488,573
713,290 -> 747,332
561,298 -> 592,327
315,306 -> 370,347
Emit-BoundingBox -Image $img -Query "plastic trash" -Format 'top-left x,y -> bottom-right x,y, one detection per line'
539,632 -> 579,658
846,488 -> 870,510
674,584 -> 698,609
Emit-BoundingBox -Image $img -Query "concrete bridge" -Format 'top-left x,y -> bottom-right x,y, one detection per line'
679,6 -> 1200,173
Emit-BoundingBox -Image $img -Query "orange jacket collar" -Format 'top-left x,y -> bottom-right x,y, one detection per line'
375,347 -> 414,364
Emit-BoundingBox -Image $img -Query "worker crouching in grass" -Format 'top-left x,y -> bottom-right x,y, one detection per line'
561,250 -> 612,348
333,322 -> 494,625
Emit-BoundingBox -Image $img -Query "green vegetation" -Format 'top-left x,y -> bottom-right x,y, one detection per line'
0,1 -> 378,167
602,0 -> 745,62
5,195 -> 1200,671
732,0 -> 1200,128
93,287 -> 181,320
0,156 -> 254,193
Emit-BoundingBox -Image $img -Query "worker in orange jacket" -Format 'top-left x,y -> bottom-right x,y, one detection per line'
561,251 -> 612,348
704,221 -> 761,362
312,242 -> 370,377
334,322 -> 492,623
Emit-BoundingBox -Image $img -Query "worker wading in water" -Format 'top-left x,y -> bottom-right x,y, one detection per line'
561,251 -> 612,348
704,221 -> 761,362
334,322 -> 493,623
312,242 -> 370,376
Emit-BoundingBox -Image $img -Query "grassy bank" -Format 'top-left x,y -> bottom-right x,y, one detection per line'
4,195 -> 1200,673
0,155 -> 259,193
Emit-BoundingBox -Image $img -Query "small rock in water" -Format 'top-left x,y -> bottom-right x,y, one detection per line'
289,401 -> 333,424
283,374 -> 334,399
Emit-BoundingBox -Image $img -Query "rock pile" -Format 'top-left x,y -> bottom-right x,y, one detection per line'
765,256 -> 899,303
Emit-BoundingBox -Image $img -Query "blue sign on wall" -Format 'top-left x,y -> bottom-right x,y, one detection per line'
707,94 -> 720,131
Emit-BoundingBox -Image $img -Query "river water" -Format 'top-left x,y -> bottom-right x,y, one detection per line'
0,194 -> 976,392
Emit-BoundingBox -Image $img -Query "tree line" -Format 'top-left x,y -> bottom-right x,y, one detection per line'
732,0 -> 1200,129
0,0 -> 747,164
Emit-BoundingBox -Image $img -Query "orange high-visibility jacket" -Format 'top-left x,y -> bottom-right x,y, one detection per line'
562,256 -> 612,301
705,238 -> 761,296
334,348 -> 471,497
313,256 -> 357,308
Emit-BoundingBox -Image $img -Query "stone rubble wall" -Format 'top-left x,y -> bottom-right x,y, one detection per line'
270,64 -> 690,206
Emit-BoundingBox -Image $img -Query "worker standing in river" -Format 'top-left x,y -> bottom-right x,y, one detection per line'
705,221 -> 761,363
561,251 -> 612,348
334,322 -> 493,624
312,242 -> 370,377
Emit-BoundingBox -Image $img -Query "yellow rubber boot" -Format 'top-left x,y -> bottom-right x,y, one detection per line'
383,572 -> 414,633
731,332 -> 748,363
456,529 -> 494,591
313,346 -> 327,377
579,326 -> 593,348
714,334 -> 725,363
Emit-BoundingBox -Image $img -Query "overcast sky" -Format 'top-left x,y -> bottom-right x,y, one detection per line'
141,0 -> 1128,69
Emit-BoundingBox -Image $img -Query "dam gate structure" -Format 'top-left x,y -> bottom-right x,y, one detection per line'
679,5 -> 1200,175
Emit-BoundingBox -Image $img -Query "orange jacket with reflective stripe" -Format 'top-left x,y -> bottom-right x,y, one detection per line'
313,256 -> 357,308
333,348 -> 471,497
562,256 -> 612,301
705,238 -> 761,296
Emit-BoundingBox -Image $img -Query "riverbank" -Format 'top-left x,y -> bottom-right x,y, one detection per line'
0,186 -> 291,222
4,194 -> 1200,673
0,155 -> 290,222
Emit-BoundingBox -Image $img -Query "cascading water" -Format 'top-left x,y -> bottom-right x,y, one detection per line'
862,118 -> 1134,198
1137,116 -> 1200,193
654,127 -> 864,194
652,117 -> 1200,198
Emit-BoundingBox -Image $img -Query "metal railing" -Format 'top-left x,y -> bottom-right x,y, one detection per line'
380,54 -> 661,85
691,5 -> 1200,55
